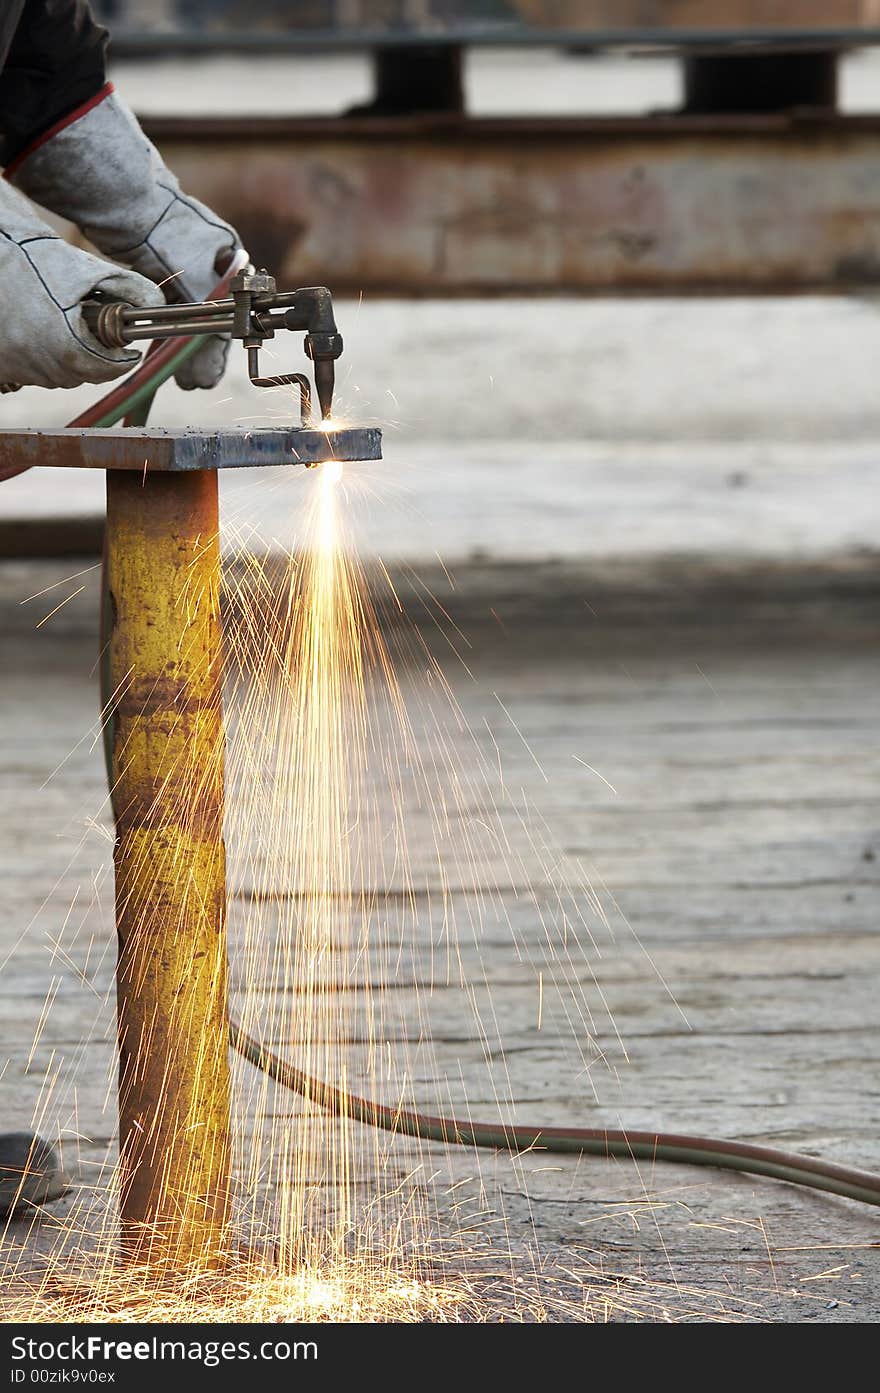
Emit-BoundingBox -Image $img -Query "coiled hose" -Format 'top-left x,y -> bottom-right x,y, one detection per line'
6,263 -> 879,1211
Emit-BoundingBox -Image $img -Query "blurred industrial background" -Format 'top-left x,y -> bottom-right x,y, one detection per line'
2,4 -> 880,1321
7,2 -> 880,560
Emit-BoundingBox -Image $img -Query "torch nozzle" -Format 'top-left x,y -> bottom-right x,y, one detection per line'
314,361 -> 335,421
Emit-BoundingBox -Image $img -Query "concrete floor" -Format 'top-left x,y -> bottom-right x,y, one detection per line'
1,549 -> 878,1322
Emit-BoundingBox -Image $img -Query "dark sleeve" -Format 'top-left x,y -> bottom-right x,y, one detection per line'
0,1 -> 108,164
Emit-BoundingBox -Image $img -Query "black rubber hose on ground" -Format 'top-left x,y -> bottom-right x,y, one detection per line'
231,1020 -> 880,1209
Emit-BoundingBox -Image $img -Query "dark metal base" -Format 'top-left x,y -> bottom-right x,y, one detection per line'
0,426 -> 382,474
349,45 -> 465,117
683,49 -> 838,114
0,1132 -> 69,1219
0,517 -> 104,558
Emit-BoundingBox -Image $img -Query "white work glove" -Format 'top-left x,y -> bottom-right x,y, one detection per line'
0,179 -> 164,390
9,88 -> 243,390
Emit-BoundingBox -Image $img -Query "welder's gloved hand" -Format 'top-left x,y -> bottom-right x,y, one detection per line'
0,180 -> 164,390
8,87 -> 243,391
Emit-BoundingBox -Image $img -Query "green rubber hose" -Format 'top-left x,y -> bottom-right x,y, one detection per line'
93,341 -> 199,428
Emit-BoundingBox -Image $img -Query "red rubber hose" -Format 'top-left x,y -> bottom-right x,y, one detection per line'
0,250 -> 248,482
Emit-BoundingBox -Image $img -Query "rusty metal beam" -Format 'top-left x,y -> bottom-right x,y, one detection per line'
140,112 -> 880,293
105,0 -> 880,55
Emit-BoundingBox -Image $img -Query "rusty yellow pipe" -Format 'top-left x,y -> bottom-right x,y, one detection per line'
106,468 -> 231,1270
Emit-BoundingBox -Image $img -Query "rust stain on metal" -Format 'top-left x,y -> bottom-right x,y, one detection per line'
0,426 -> 382,473
107,468 -> 231,1269
140,114 -> 880,292
509,0 -> 877,29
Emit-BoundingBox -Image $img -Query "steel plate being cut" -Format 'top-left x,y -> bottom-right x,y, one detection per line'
0,426 -> 382,472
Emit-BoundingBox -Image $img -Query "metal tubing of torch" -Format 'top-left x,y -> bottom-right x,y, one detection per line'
106,467 -> 231,1270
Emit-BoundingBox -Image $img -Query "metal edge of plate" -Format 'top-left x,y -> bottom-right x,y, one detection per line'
0,427 -> 383,471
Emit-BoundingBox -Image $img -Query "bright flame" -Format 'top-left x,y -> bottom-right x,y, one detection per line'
323,458 -> 344,486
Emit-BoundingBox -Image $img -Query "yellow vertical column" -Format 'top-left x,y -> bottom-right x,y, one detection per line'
106,467 -> 231,1270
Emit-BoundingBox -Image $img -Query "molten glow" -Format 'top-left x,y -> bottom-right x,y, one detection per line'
323,457 -> 344,486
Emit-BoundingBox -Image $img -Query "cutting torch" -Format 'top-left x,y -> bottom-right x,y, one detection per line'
83,267 -> 343,423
